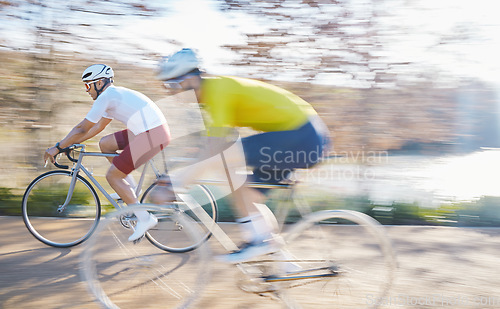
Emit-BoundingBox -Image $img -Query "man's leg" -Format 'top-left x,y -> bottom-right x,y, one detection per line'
99,134 -> 119,164
216,149 -> 281,263
100,133 -> 137,192
101,132 -> 157,241
105,165 -> 139,205
232,185 -> 279,242
232,185 -> 265,216
106,164 -> 157,241
218,131 -> 298,263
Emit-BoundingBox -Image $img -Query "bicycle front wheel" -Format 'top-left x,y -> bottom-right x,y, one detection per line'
22,170 -> 101,247
278,210 -> 397,309
81,204 -> 211,309
141,183 -> 218,253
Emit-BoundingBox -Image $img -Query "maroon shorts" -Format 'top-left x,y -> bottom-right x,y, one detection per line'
112,124 -> 170,175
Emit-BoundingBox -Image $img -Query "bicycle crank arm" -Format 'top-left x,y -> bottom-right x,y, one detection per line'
243,260 -> 340,276
263,272 -> 339,283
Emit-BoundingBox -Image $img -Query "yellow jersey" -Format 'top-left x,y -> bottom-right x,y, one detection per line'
200,76 -> 317,132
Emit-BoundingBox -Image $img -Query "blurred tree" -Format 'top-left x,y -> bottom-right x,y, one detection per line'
218,0 -> 498,153
220,0 -> 402,87
0,0 -> 167,168
0,0 -> 497,174
219,0 -> 481,89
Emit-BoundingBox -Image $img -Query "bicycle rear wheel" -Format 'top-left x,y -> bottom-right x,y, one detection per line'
277,210 -> 396,308
81,204 -> 211,309
141,184 -> 218,253
22,170 -> 101,247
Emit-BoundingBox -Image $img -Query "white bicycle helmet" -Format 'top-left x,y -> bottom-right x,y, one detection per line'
157,48 -> 200,81
82,64 -> 114,82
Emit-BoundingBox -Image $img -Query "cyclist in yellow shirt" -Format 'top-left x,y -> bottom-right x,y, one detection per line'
158,48 -> 330,262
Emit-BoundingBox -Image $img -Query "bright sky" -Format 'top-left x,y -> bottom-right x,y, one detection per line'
117,0 -> 261,75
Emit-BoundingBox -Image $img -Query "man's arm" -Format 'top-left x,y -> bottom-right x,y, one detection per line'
58,118 -> 110,148
76,117 -> 112,144
44,117 -> 111,163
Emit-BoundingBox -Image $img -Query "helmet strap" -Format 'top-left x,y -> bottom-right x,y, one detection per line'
95,78 -> 111,97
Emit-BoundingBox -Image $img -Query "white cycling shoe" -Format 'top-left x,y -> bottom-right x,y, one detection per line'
217,240 -> 279,263
128,214 -> 158,242
217,238 -> 302,274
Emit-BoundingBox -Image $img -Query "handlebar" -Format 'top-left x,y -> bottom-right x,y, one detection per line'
52,144 -> 82,169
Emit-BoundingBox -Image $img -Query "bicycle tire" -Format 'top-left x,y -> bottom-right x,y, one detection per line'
276,210 -> 397,308
141,183 -> 218,253
22,170 -> 101,247
81,204 -> 211,309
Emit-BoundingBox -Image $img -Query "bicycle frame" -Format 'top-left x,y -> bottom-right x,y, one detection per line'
176,177 -> 313,252
177,192 -> 340,284
57,144 -> 163,212
192,178 -> 313,233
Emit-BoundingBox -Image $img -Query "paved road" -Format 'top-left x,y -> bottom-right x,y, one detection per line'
2,215 -> 500,308
0,216 -> 99,309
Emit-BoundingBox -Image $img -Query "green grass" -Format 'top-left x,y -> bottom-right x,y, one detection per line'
3,185 -> 500,227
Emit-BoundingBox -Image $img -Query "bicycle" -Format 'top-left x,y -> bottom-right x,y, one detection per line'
21,144 -> 218,250
81,176 -> 397,308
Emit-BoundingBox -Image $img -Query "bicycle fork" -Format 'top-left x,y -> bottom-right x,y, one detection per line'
57,169 -> 80,213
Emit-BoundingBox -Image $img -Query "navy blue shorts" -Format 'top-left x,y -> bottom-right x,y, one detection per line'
242,117 -> 330,185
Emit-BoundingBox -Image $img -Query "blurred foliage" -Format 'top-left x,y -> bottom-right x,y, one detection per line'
23,183 -> 95,217
455,196 -> 500,227
0,184 -> 92,216
0,48 -> 167,189
287,193 -> 500,227
147,185 -> 500,227
1,49 -> 497,170
220,0 -> 481,88
3,183 -> 500,227
0,187 -> 22,215
322,195 -> 500,227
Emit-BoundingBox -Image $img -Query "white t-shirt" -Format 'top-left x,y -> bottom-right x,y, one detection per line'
85,85 -> 167,135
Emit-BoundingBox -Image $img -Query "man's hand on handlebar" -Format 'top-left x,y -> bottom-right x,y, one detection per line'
43,144 -> 80,169
44,145 -> 60,165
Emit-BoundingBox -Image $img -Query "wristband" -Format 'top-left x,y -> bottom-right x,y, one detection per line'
55,142 -> 64,152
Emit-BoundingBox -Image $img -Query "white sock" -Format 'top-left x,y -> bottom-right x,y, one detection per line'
237,215 -> 260,242
124,174 -> 147,220
238,203 -> 278,243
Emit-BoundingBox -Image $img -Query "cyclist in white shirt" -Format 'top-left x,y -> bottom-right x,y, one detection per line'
44,64 -> 170,241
